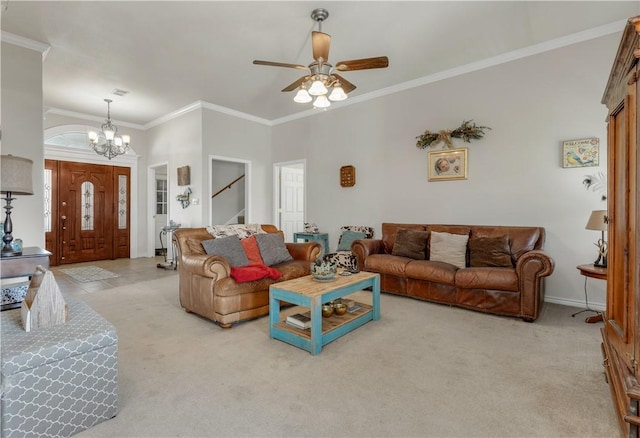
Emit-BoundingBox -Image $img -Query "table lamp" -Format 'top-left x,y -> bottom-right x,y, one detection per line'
585,209 -> 608,268
0,155 -> 33,257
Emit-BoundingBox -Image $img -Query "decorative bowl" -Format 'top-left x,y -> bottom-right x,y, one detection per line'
333,303 -> 348,316
322,304 -> 334,317
311,260 -> 337,281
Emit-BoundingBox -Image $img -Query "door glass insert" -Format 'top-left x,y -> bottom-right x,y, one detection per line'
118,175 -> 127,229
44,169 -> 52,232
156,179 -> 167,215
81,181 -> 94,231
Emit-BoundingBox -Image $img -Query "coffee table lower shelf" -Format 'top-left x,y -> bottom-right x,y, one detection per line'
275,302 -> 372,340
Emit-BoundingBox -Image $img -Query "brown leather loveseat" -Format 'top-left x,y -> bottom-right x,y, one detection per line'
352,223 -> 554,321
174,225 -> 321,328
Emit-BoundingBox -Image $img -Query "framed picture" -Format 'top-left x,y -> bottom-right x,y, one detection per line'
428,148 -> 468,181
562,138 -> 599,168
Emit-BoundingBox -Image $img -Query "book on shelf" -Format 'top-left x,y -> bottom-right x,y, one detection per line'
286,312 -> 311,329
340,299 -> 362,313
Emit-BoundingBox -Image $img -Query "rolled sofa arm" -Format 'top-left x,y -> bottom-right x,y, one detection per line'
516,250 -> 555,321
352,239 -> 386,270
286,242 -> 322,261
181,254 -> 231,280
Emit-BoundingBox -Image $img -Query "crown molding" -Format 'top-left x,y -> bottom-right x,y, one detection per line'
1,31 -> 50,60
45,107 -> 145,130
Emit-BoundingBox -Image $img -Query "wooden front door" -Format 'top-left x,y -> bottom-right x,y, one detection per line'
45,160 -> 130,265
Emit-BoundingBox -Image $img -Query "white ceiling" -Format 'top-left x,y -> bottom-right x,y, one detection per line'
2,1 -> 639,127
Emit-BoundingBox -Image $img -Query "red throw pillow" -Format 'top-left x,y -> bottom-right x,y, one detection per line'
241,235 -> 264,265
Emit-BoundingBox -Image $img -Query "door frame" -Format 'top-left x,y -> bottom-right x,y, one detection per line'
147,161 -> 170,258
209,155 -> 251,225
44,124 -> 140,258
273,159 -> 306,232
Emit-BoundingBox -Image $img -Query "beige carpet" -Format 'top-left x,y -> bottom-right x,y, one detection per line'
75,276 -> 617,437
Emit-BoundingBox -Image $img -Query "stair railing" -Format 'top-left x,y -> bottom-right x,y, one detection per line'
211,174 -> 245,200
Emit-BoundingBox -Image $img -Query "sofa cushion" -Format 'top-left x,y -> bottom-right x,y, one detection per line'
381,223 -> 426,254
455,267 -> 519,292
364,254 -> 412,276
469,235 -> 513,267
186,238 -> 206,255
391,229 -> 429,260
230,265 -> 281,283
337,230 -> 367,251
202,236 -> 250,267
429,231 -> 469,268
255,233 -> 293,266
405,260 -> 458,285
241,235 -> 264,265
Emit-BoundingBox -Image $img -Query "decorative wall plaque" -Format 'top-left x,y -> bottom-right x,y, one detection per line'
340,165 -> 356,187
177,165 -> 190,186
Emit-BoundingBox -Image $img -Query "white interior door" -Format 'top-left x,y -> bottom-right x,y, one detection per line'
279,165 -> 304,242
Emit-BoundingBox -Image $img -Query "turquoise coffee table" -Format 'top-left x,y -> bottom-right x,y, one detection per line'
269,271 -> 380,355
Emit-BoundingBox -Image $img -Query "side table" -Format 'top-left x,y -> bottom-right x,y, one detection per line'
293,232 -> 329,255
1,247 -> 52,311
574,264 -> 607,323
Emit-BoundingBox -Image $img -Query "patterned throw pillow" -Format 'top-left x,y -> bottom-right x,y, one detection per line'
206,224 -> 265,239
391,229 -> 429,260
255,233 -> 293,266
201,236 -> 250,267
429,231 -> 469,269
337,231 -> 367,251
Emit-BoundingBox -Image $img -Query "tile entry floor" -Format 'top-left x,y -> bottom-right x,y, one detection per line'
50,257 -> 178,300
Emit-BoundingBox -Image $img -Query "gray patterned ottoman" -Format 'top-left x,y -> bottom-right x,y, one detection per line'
1,300 -> 118,437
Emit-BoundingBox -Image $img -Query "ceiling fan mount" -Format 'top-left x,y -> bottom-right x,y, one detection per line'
253,8 -> 389,109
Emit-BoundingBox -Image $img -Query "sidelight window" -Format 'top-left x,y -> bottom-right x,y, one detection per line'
80,181 -> 94,231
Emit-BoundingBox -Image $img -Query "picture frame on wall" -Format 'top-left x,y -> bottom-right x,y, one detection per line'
428,148 -> 468,181
562,138 -> 599,168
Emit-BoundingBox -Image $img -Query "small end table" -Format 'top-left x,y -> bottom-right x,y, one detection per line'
293,232 -> 329,255
574,264 -> 607,323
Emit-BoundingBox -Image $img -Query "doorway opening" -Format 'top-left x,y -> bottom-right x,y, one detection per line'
210,156 -> 250,226
147,162 -> 169,259
274,160 -> 306,242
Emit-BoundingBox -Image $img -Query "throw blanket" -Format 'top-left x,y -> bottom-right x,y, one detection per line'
230,265 -> 282,283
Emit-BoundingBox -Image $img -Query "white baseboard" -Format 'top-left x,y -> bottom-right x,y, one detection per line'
545,295 -> 605,312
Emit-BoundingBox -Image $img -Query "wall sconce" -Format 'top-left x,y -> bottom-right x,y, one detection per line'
177,187 -> 192,209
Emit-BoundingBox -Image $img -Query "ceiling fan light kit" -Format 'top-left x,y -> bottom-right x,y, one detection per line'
253,8 -> 388,110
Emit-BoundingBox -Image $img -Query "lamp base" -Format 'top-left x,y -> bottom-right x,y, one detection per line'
1,245 -> 22,257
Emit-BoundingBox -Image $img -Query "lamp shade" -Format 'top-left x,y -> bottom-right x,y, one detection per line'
585,210 -> 608,231
1,155 -> 33,195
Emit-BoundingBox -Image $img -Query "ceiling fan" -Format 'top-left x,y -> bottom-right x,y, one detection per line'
253,8 -> 389,109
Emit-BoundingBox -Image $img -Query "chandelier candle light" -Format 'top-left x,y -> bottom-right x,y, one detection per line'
88,99 -> 130,159
0,155 -> 34,257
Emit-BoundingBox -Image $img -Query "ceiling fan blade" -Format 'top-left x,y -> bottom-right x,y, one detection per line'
253,60 -> 308,70
332,74 -> 356,93
312,31 -> 331,62
335,56 -> 389,71
281,76 -> 310,92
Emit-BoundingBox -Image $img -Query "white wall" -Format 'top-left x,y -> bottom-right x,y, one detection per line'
1,42 -> 45,248
271,33 -> 618,309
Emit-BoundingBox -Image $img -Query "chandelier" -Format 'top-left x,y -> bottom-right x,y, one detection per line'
88,99 -> 130,160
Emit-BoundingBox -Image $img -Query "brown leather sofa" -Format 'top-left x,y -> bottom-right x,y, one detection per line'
174,225 -> 321,328
352,223 -> 555,321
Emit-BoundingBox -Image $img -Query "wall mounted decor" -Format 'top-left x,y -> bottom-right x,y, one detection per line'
416,120 -> 490,150
340,165 -> 356,187
428,148 -> 468,181
176,187 -> 192,209
562,138 -> 599,168
177,166 -> 191,186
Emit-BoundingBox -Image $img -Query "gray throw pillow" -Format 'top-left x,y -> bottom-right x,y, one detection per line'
391,229 -> 429,259
255,233 -> 293,266
201,236 -> 250,267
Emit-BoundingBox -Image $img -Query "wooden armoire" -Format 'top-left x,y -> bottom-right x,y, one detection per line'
601,16 -> 640,437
